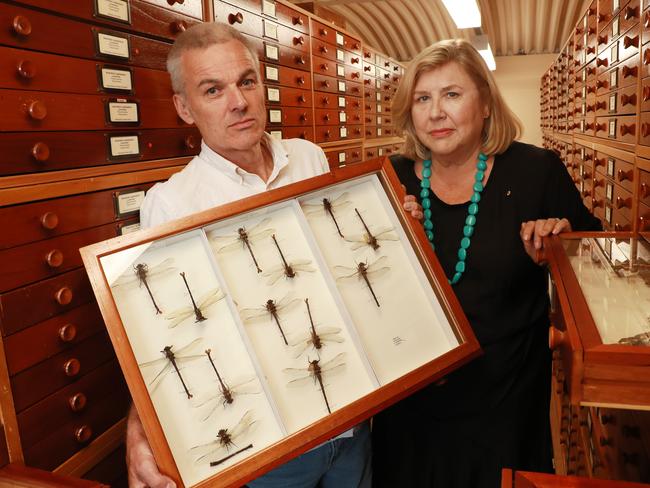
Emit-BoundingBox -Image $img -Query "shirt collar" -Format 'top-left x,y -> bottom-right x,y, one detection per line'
198,133 -> 289,187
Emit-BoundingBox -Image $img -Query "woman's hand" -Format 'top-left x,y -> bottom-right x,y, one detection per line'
404,194 -> 423,220
520,218 -> 571,263
127,405 -> 176,488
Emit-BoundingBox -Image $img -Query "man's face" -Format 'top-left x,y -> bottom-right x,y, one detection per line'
173,40 -> 266,158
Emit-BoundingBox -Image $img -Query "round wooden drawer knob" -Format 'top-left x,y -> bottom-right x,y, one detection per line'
28,100 -> 47,121
55,287 -> 73,306
171,20 -> 187,33
167,0 -> 184,4
31,141 -> 50,162
40,211 -> 59,230
549,326 -> 565,350
45,249 -> 63,268
63,358 -> 81,377
17,59 -> 35,79
58,323 -> 77,343
74,425 -> 92,443
12,15 -> 32,36
68,392 -> 87,412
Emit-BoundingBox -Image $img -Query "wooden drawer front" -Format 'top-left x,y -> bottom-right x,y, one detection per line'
364,101 -> 377,114
23,386 -> 129,471
615,23 -> 641,63
325,146 -> 363,168
313,73 -> 343,94
620,0 -> 641,36
247,35 -> 310,71
213,1 -> 264,37
611,182 -> 635,220
644,8 -> 650,46
0,4 -> 170,70
13,0 -> 201,41
608,155 -> 634,190
267,107 -> 310,126
640,168 -> 650,206
363,62 -> 376,77
81,444 -> 126,487
315,125 -> 341,143
0,268 -> 94,336
18,360 -> 127,451
610,51 -> 640,89
0,221 -> 126,293
0,127 -> 200,177
311,19 -> 337,45
595,114 -> 636,141
642,77 -> 650,110
140,0 -> 203,19
364,87 -> 378,101
261,62 -> 311,89
264,86 -> 311,108
312,39 -> 339,63
639,201 -> 650,230
266,126 -> 313,141
0,90 -> 185,132
5,302 -> 103,376
0,46 -> 173,97
638,111 -> 650,144
344,51 -> 363,69
313,55 -> 339,77
346,109 -> 363,125
0,184 -> 151,250
218,0 -> 311,34
11,331 -> 116,412
598,84 -> 638,115
364,125 -> 378,138
316,108 -> 346,126
365,147 -> 377,159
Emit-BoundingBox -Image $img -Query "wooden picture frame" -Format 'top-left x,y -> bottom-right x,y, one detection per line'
80,158 -> 481,488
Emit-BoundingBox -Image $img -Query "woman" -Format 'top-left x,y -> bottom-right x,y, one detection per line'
372,39 -> 600,487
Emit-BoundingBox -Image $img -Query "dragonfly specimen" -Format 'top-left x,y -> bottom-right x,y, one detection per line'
112,257 -> 177,314
138,338 -> 204,399
210,218 -> 275,273
284,352 -> 346,414
302,192 -> 351,238
191,410 -> 257,467
618,331 -> 650,346
239,294 -> 302,345
164,277 -> 225,328
194,348 -> 260,421
261,234 -> 316,285
289,299 -> 344,357
333,255 -> 391,307
344,209 -> 399,250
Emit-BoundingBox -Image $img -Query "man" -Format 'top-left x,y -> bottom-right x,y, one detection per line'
128,22 -> 372,488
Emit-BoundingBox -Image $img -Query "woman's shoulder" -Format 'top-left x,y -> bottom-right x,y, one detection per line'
497,141 -> 564,175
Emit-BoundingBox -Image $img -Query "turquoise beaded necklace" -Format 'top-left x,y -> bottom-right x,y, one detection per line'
420,152 -> 488,285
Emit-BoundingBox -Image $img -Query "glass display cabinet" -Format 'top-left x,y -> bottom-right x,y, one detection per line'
80,158 -> 481,488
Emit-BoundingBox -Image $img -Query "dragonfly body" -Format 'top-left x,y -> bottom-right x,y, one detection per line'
238,228 -> 262,273
303,193 -> 350,238
263,235 -> 315,285
240,295 -> 301,346
266,299 -> 288,345
180,272 -> 206,322
289,299 -> 345,357
211,218 -> 275,273
134,263 -> 162,314
334,256 -> 391,307
164,287 -> 225,328
285,353 -> 346,414
113,258 -> 176,314
191,410 -> 256,466
323,198 -> 344,238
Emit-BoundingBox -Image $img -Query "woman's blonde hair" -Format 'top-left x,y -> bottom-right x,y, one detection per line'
394,39 -> 522,159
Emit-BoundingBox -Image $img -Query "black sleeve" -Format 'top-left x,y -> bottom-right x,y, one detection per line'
542,151 -> 602,231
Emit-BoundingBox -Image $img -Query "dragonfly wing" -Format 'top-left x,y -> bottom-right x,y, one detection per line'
247,228 -> 275,243
262,265 -> 284,285
334,269 -> 362,283
287,330 -> 310,347
164,307 -> 193,328
320,352 -> 347,371
292,260 -> 316,273
367,266 -> 391,282
277,296 -> 302,313
173,337 -> 204,355
198,288 -> 226,309
285,372 -> 315,388
230,410 -> 256,439
147,258 -> 178,278
147,363 -> 172,392
232,377 -> 261,396
301,202 -> 324,216
331,192 -> 351,208
112,273 -> 140,288
239,306 -> 269,322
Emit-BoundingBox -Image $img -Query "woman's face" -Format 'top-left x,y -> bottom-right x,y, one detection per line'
410,62 -> 489,161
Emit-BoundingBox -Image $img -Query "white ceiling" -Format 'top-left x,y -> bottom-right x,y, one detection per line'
291,0 -> 591,61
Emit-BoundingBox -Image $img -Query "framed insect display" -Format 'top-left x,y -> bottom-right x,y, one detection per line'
81,157 -> 481,488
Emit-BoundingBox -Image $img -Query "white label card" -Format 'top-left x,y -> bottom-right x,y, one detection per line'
337,65 -> 345,77
120,222 -> 141,235
101,68 -> 132,91
610,69 -> 618,88
377,104 -> 382,112
267,87 -> 280,102
96,0 -> 129,22
338,80 -> 346,92
613,0 -> 620,11
270,130 -> 282,139
269,109 -> 282,123
262,0 -> 276,17
378,148 -> 384,156
608,119 -> 616,137
377,127 -> 383,136
265,44 -> 279,61
611,44 -> 618,63
613,17 -> 619,36
117,190 -> 144,214
582,86 -> 587,98
377,115 -> 382,125
108,101 -> 138,122
339,111 -> 347,122
605,206 -> 612,223
606,183 -> 614,201
109,135 -> 139,156
607,158 -> 615,177
609,94 -> 617,112
340,126 -> 347,138
265,65 -> 279,81
263,20 -> 278,40
338,96 -> 346,108
97,32 -> 130,58
336,33 -> 345,45
376,92 -> 381,101
337,49 -> 345,61
338,152 -> 346,163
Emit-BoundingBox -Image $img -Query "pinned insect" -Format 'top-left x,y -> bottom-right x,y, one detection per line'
210,218 -> 275,273
333,255 -> 391,307
138,338 -> 204,399
239,294 -> 301,345
302,192 -> 351,238
343,209 -> 399,250
261,234 -> 316,285
284,352 -> 346,414
190,410 -> 257,467
112,258 -> 177,314
618,331 -> 650,346
289,299 -> 344,357
164,275 -> 225,328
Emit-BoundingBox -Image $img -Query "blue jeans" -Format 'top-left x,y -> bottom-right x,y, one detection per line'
247,423 -> 372,488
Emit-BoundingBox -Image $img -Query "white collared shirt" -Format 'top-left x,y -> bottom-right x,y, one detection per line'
140,134 -> 329,228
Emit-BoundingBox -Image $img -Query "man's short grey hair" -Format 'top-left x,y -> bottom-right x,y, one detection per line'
167,22 -> 260,94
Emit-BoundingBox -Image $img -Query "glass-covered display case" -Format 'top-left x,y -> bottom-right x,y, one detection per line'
546,233 -> 650,408
80,158 -> 481,488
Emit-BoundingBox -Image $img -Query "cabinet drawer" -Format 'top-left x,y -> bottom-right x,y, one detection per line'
0,220 -> 129,293
5,302 -> 104,376
0,89 -> 186,132
596,114 -> 637,141
315,108 -> 360,126
219,0 -> 309,34
0,128 -> 200,177
266,107 -> 310,126
81,444 -> 126,487
264,86 -> 311,108
612,184 -> 635,220
639,201 -> 650,231
140,0 -> 203,19
313,93 -> 361,110
12,0 -> 201,40
325,146 -> 363,169
619,0 -> 641,38
18,360 -> 127,451
261,62 -> 311,89
638,111 -> 650,145
597,84 -> 638,115
0,46 -> 173,97
314,125 -> 341,143
11,331 -> 116,412
0,184 -> 151,250
266,126 -> 313,141
0,268 -> 94,336
311,19 -> 337,45
313,54 -> 360,82
247,34 -> 310,71
640,168 -> 650,206
0,4 -> 170,70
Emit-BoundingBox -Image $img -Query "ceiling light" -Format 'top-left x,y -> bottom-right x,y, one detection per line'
473,34 -> 496,71
441,0 -> 482,29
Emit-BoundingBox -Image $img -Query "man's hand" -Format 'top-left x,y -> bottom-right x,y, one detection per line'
127,406 -> 176,488
403,194 -> 423,220
520,218 -> 571,263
